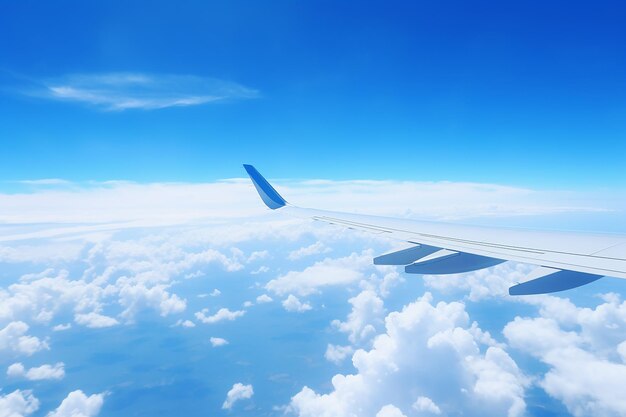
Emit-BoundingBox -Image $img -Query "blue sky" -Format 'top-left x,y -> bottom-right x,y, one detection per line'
2,2 -> 626,417
1,0 -> 626,186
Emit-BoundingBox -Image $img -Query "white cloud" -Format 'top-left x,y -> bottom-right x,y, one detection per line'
325,344 -> 354,365
423,262 -> 532,301
184,270 -> 205,279
503,294 -> 626,417
288,293 -> 527,417
618,341 -> 626,363
17,178 -> 71,186
332,290 -> 384,345
46,390 -> 104,417
222,383 -> 254,410
195,308 -> 245,324
256,294 -> 273,304
0,389 -> 39,417
210,337 -> 229,347
378,270 -> 404,298
7,362 -> 65,380
117,282 -> 186,320
0,244 -> 200,329
0,178 -> 614,242
210,289 -> 222,297
52,323 -> 71,331
74,312 -> 119,329
0,321 -> 48,356
0,173 -> 624,417
175,319 -> 196,328
0,269 -> 104,325
390,257 -> 626,417
35,72 -> 257,111
376,404 -> 407,417
412,396 -> 441,414
251,266 -> 270,275
0,180 -> 266,232
266,251 -> 370,296
282,295 -> 312,313
247,250 -> 269,263
288,242 -> 331,260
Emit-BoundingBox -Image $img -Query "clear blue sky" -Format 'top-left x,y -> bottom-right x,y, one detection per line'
1,0 -> 625,187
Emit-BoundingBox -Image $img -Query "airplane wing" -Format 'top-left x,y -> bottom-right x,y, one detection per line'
243,164 -> 626,295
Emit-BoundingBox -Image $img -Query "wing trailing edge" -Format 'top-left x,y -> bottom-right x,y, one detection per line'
243,165 -> 626,295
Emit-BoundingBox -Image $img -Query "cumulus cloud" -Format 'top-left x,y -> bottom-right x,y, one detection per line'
247,250 -> 269,263
0,241 -> 208,329
288,293 -> 527,417
74,312 -> 119,328
375,404 -> 407,417
7,362 -> 65,380
378,270 -> 404,298
222,383 -> 254,410
412,396 -> 441,414
210,337 -> 229,347
288,242 -> 331,260
0,321 -> 48,356
267,251 -> 371,296
0,269 -> 103,325
195,308 -> 245,324
117,282 -> 186,320
332,290 -> 384,345
31,72 -> 257,111
282,295 -> 312,313
52,323 -> 71,331
325,344 -> 354,365
504,293 -> 626,417
46,390 -> 104,417
423,262 -> 532,301
175,319 -> 196,328
0,389 -> 39,417
256,294 -> 273,304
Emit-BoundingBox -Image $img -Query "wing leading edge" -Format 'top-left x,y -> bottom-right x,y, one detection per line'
244,165 -> 626,295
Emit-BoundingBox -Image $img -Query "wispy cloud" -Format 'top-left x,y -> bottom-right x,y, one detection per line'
16,179 -> 71,186
27,72 -> 257,111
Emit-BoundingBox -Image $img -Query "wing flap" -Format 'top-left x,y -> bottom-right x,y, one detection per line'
373,244 -> 441,265
405,250 -> 505,275
509,266 -> 603,295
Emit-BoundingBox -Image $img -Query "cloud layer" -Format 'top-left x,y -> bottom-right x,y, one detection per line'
0,174 -> 625,417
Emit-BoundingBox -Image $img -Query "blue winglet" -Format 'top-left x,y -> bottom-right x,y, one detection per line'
243,164 -> 287,209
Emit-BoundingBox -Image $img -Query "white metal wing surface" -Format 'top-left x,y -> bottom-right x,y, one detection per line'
244,165 -> 626,295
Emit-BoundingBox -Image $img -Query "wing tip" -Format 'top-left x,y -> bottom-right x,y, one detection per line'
243,164 -> 287,210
